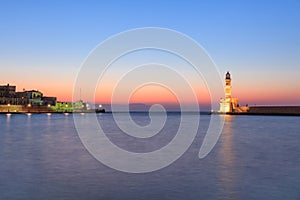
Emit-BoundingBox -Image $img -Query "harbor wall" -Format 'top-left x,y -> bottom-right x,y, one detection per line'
0,105 -> 105,113
248,106 -> 300,115
0,105 -> 54,113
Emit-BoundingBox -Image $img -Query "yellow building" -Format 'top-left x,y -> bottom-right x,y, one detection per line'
219,72 -> 239,113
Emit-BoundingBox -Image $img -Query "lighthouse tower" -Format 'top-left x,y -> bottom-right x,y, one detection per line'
225,71 -> 232,104
219,71 -> 238,113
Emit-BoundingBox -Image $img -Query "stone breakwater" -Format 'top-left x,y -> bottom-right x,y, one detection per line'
247,106 -> 300,115
224,106 -> 300,116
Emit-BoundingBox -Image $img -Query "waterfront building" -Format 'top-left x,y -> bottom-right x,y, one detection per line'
16,90 -> 43,105
51,100 -> 87,113
0,83 -> 57,107
0,84 -> 16,97
0,84 -> 20,105
0,97 -> 21,105
41,96 -> 57,106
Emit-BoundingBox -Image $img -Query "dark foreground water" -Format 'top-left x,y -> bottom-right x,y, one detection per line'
0,113 -> 299,200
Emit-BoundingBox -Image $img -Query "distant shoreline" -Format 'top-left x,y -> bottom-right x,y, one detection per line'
1,109 -> 300,116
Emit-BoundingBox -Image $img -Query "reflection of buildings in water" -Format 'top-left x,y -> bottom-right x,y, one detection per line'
218,115 -> 238,199
6,113 -> 11,123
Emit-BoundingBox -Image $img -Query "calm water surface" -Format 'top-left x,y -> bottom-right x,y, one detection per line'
0,113 -> 299,200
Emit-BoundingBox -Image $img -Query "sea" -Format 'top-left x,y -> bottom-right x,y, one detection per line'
0,112 -> 299,200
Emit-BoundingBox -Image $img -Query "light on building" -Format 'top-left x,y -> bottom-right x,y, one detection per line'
47,104 -> 51,107
27,104 -> 31,107
7,104 -> 10,107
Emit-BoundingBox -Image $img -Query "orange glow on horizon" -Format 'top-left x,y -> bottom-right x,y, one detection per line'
94,81 -> 212,105
129,85 -> 179,104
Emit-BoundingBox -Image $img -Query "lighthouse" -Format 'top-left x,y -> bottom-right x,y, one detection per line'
225,71 -> 231,104
219,71 -> 238,113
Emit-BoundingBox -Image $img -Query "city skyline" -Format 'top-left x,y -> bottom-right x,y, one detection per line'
1,1 -> 299,106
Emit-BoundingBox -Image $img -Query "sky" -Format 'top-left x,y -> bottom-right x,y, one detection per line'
0,0 -> 299,107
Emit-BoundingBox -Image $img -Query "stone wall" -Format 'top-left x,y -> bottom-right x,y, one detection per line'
249,106 -> 300,115
0,105 -> 54,113
0,105 -> 25,112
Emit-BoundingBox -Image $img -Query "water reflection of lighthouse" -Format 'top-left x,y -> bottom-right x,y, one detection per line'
218,115 -> 238,199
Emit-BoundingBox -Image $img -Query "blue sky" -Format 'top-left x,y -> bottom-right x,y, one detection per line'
0,0 -> 299,105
